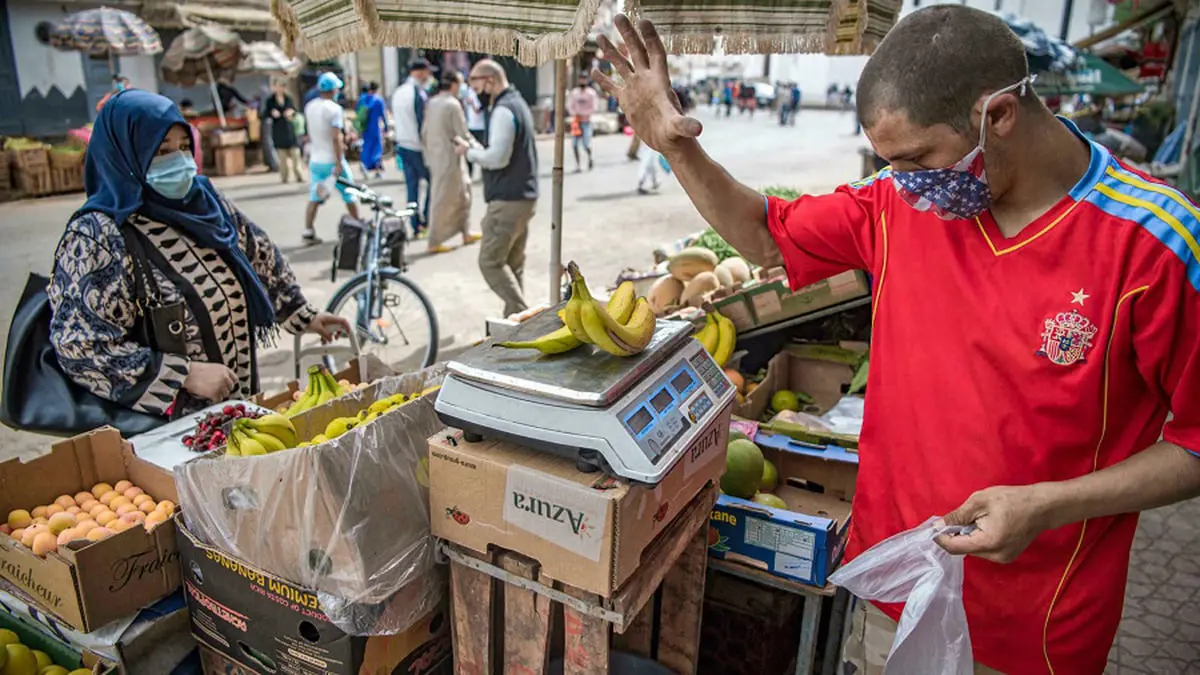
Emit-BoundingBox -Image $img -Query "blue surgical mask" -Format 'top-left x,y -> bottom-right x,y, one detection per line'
146,151 -> 197,200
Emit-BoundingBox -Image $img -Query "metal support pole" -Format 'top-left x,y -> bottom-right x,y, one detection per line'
549,59 -> 567,304
204,58 -> 228,127
1059,0 -> 1076,41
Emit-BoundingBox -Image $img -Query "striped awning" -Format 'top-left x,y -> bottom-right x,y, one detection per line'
49,7 -> 163,56
272,0 -> 607,65
626,0 -> 900,55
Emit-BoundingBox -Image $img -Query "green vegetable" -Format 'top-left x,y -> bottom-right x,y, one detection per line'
762,186 -> 802,201
849,355 -> 869,395
692,227 -> 741,262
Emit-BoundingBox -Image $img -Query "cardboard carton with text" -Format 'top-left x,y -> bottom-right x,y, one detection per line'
428,418 -> 728,597
178,523 -> 451,675
0,428 -> 181,632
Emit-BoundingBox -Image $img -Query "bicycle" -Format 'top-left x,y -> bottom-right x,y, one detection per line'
321,177 -> 439,371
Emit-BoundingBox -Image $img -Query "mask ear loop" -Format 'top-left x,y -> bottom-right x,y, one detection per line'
977,75 -> 1035,149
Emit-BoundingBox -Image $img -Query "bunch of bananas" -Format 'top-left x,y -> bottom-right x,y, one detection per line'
298,386 -> 440,447
497,262 -> 657,358
226,414 -> 298,457
285,366 -> 347,416
693,309 -> 736,367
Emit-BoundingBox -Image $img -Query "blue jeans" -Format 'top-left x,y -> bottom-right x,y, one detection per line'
396,147 -> 430,226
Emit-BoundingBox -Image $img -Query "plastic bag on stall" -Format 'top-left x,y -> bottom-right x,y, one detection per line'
829,517 -> 975,675
175,365 -> 447,636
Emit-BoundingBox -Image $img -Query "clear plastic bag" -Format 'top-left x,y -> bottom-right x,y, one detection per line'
175,365 -> 447,636
829,517 -> 974,674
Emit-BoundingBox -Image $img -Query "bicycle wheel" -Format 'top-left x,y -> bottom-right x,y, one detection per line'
326,269 -> 439,371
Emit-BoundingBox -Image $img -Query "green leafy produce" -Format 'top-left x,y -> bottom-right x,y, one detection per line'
762,186 -> 802,200
692,227 -> 741,262
849,354 -> 869,395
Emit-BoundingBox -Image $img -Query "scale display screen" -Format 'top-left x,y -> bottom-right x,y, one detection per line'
628,407 -> 654,435
671,370 -> 694,394
651,389 -> 674,413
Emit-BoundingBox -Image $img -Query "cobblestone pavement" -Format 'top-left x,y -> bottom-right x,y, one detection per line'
1108,498 -> 1200,673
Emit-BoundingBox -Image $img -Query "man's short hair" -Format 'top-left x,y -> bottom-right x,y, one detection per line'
857,5 -> 1032,134
471,59 -> 507,82
438,71 -> 463,91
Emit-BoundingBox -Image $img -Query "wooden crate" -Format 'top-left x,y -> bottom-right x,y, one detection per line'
51,165 -> 85,194
445,483 -> 716,675
49,150 -> 84,171
213,146 -> 245,176
10,147 -> 49,171
16,166 -> 54,197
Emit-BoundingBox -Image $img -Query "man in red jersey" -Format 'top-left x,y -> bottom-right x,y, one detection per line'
597,7 -> 1200,675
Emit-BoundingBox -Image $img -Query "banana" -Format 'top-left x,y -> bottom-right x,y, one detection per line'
316,373 -> 337,405
321,370 -> 345,397
568,263 -> 656,357
242,414 -> 297,448
286,367 -> 321,416
496,326 -> 583,355
606,281 -> 637,324
324,416 -> 357,440
562,286 -> 593,345
235,428 -> 268,456
225,428 -> 242,457
712,311 -> 736,367
244,427 -> 287,453
693,314 -> 719,355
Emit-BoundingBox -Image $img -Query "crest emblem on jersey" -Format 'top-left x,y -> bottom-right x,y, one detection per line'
1037,309 -> 1099,366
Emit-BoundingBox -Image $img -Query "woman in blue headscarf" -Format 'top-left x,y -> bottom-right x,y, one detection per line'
48,90 -> 349,416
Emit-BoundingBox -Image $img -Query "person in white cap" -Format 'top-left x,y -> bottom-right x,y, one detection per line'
302,72 -> 359,244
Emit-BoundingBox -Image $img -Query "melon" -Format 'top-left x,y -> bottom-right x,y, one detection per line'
720,439 -> 765,499
667,247 -> 719,282
717,256 -> 752,283
647,275 -> 684,316
680,271 -> 720,307
752,493 -> 787,509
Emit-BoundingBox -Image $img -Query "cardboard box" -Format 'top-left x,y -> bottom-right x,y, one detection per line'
175,368 -> 446,609
708,441 -> 856,587
0,608 -> 117,673
178,524 -> 451,675
0,428 -> 182,632
699,568 -> 803,675
428,424 -> 727,598
740,270 -> 870,330
739,343 -> 865,425
713,346 -> 861,586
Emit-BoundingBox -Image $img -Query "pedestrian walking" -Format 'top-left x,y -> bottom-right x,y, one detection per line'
264,79 -> 303,183
358,81 -> 388,179
392,60 -> 435,235
598,9 -> 1200,674
457,59 -> 538,318
45,90 -> 349,423
422,72 -> 480,254
463,85 -> 488,179
567,75 -> 599,172
302,72 -> 359,245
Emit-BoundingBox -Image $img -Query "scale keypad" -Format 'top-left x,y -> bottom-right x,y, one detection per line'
690,352 -> 731,397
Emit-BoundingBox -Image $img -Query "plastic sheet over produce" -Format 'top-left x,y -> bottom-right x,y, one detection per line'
174,365 -> 447,635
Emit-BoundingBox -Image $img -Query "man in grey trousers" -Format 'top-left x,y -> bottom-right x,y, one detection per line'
456,59 -> 538,317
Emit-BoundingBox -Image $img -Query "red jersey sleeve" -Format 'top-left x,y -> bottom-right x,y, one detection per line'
765,170 -> 887,291
1133,258 -> 1200,456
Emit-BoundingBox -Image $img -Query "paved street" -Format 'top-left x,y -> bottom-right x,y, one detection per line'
0,107 -> 1195,670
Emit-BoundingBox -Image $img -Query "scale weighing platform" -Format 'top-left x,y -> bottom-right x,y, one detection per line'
435,309 -> 737,484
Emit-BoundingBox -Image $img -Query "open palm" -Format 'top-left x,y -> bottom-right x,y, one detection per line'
594,15 -> 703,155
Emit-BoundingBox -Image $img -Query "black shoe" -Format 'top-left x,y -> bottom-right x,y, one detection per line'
302,232 -> 323,246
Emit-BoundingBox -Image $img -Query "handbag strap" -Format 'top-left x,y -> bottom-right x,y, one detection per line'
121,222 -> 161,310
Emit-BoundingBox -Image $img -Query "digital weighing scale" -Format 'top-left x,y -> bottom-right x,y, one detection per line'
435,309 -> 737,484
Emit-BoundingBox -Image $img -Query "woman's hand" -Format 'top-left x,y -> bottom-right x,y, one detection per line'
306,312 -> 352,343
184,362 -> 238,402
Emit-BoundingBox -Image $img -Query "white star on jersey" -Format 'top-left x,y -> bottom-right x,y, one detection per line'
1071,288 -> 1090,306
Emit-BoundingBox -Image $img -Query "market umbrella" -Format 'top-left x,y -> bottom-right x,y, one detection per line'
49,7 -> 162,75
1034,52 -> 1146,97
628,0 -> 897,56
160,25 -> 245,126
238,41 -> 304,76
1004,14 -> 1084,73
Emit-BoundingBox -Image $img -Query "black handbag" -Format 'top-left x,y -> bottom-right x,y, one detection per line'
1,226 -> 189,437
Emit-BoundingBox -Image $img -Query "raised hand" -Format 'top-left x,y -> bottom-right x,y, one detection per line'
594,15 -> 702,155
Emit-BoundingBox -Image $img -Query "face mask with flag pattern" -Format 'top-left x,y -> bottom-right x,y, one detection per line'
890,75 -> 1035,220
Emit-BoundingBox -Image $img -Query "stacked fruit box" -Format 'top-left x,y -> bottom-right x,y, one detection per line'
10,147 -> 53,198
